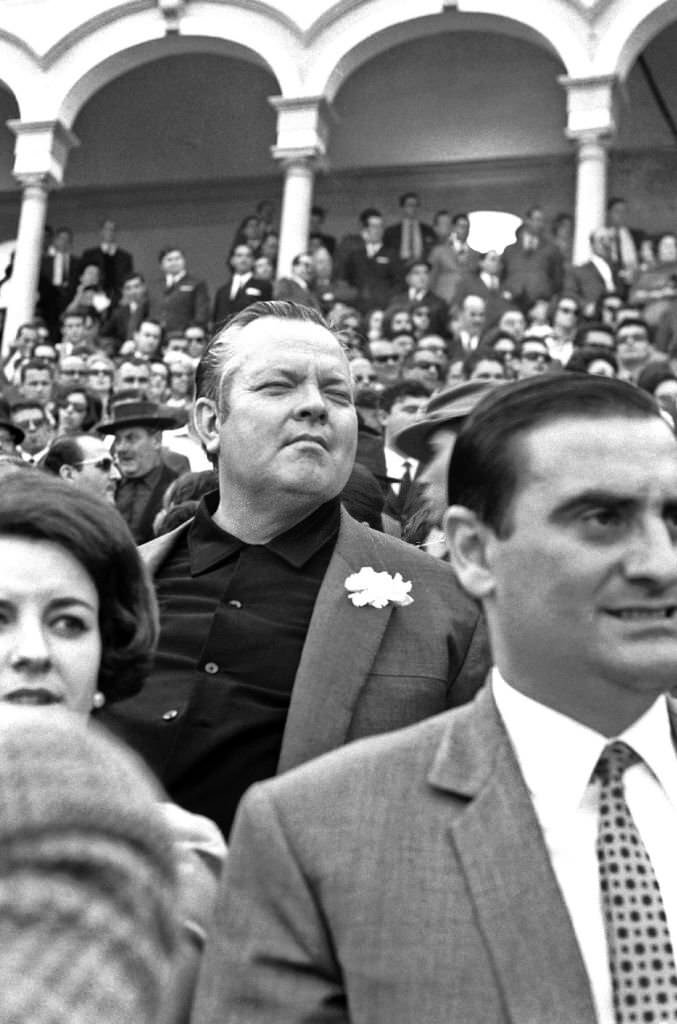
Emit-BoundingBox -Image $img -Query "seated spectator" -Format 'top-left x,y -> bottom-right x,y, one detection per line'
0,706 -> 178,1024
462,349 -> 506,381
455,248 -> 510,329
637,360 -> 677,416
366,308 -> 385,342
85,354 -> 115,415
595,290 -> 624,329
565,345 -> 618,377
545,293 -> 581,365
18,358 -> 54,406
10,399 -> 53,465
274,252 -> 321,311
0,474 -> 225,1022
402,348 -> 446,389
165,354 -> 196,410
0,398 -> 23,456
572,320 -> 616,351
53,384 -> 102,437
515,335 -> 555,378
368,338 -> 402,386
42,433 -> 119,503
615,316 -> 662,384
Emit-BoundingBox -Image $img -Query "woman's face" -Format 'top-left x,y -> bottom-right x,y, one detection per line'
58,391 -> 88,433
0,538 -> 101,714
87,363 -> 114,395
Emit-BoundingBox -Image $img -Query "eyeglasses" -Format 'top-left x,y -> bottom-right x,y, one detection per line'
521,351 -> 551,362
372,355 -> 400,364
61,400 -> 87,412
76,456 -> 113,472
14,417 -> 45,430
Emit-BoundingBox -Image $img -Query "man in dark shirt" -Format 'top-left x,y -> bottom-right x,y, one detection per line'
101,300 -> 490,836
97,396 -> 180,543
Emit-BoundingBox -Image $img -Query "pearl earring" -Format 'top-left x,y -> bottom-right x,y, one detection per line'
92,691 -> 105,710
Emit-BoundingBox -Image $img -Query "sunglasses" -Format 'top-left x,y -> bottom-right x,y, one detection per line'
76,456 -> 113,472
372,355 -> 400,364
61,400 -> 87,412
14,417 -> 45,430
522,351 -> 551,362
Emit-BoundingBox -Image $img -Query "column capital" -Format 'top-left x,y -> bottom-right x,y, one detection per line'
269,95 -> 332,163
558,74 -> 618,140
14,172 -> 54,192
7,119 -> 79,188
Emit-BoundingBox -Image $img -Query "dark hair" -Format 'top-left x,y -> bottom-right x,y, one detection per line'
42,436 -> 85,474
166,469 -> 218,508
565,346 -> 618,375
55,384 -> 102,431
574,321 -> 615,348
615,317 -> 652,342
399,192 -> 419,207
462,349 -> 505,378
359,207 -> 382,226
195,299 -> 335,408
122,271 -> 145,286
447,375 -> 664,538
8,398 -> 47,418
380,379 -> 431,412
637,361 -> 677,395
452,212 -> 469,225
0,475 -> 157,702
382,305 -> 412,339
19,358 -> 53,383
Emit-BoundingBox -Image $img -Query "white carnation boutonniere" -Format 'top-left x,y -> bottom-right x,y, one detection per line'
344,567 -> 414,609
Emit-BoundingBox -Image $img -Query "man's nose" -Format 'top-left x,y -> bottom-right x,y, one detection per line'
623,519 -> 677,587
295,384 -> 329,421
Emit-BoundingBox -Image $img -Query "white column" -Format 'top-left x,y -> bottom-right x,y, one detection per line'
571,133 -> 609,264
560,75 -> 617,265
3,119 -> 79,353
269,96 -> 330,278
4,175 -> 50,350
277,156 -> 316,277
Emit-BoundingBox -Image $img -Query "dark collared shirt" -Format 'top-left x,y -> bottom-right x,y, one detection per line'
153,491 -> 340,836
115,463 -> 164,543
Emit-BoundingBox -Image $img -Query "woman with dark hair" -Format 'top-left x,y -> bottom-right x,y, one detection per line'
54,383 -> 102,437
0,474 -> 224,1021
565,345 -> 618,378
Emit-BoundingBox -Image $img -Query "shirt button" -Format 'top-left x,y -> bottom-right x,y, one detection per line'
162,709 -> 179,721
228,599 -> 242,609
204,662 -> 219,675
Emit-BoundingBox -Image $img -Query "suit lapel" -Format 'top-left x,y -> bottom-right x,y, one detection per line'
430,688 -> 598,1024
277,512 -> 395,773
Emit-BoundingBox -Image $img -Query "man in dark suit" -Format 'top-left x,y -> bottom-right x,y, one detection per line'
387,258 -> 448,335
101,300 -> 490,838
154,247 -> 210,334
37,226 -> 80,340
101,272 -> 150,349
342,208 -> 401,312
383,192 -> 436,263
273,252 -> 322,311
80,218 -> 134,302
212,244 -> 272,329
501,205 -> 564,310
564,227 -> 621,318
194,373 -> 677,1024
97,394 -> 180,544
456,248 -> 511,328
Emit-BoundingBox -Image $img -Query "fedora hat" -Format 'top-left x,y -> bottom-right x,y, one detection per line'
0,398 -> 24,445
97,396 -> 181,435
394,379 -> 504,462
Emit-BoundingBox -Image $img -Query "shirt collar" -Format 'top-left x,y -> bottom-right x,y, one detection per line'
492,667 -> 677,812
188,490 -> 341,575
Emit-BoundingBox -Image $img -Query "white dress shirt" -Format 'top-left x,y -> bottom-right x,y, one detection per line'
384,447 -> 418,494
493,669 -> 677,1024
590,254 -> 616,293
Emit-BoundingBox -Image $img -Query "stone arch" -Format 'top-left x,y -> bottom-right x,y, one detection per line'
36,1 -> 303,128
305,0 -> 591,101
597,0 -> 677,80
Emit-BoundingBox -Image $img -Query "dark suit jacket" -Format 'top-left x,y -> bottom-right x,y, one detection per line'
383,220 -> 437,259
101,509 -> 490,789
154,274 -> 210,333
273,277 -> 322,311
80,246 -> 133,299
193,683 -> 605,1023
343,243 -> 401,312
114,461 -> 178,545
563,260 -> 619,311
388,288 -> 449,335
37,253 -> 81,338
501,238 -> 564,308
101,300 -> 150,347
212,276 -> 273,329
454,273 -> 511,328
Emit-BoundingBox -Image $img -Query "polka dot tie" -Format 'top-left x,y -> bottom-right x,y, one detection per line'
595,740 -> 677,1022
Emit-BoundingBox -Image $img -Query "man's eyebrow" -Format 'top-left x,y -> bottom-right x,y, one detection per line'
550,490 -> 637,519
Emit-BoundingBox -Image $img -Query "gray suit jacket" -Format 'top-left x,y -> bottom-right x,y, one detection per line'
192,684 -> 600,1024
106,509 -> 489,782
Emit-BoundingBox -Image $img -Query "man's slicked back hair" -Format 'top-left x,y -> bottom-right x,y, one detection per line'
447,374 -> 667,539
195,300 -> 337,409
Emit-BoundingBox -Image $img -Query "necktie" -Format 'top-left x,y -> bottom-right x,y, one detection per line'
595,740 -> 677,1022
398,460 -> 412,507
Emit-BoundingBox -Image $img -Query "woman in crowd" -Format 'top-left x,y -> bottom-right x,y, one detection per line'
85,353 -> 115,417
54,383 -> 102,437
0,474 -> 225,1024
565,345 -> 618,377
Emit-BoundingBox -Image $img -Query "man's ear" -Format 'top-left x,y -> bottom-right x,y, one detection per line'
193,398 -> 221,456
58,463 -> 76,483
444,505 -> 496,600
